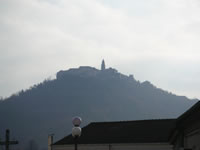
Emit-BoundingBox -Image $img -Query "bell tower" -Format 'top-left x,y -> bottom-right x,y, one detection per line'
101,59 -> 105,71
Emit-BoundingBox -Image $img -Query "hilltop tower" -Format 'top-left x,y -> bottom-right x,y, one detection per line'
101,59 -> 106,71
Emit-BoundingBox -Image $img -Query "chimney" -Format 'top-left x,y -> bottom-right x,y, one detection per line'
48,134 -> 54,150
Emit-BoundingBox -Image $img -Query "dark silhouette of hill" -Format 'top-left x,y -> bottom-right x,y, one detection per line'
0,64 -> 197,150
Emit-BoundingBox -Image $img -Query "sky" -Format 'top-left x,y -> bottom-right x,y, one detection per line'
0,0 -> 200,99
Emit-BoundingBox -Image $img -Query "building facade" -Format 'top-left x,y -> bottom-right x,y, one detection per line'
51,101 -> 200,150
171,101 -> 200,150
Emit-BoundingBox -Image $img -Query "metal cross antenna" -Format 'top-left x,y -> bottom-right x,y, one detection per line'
0,129 -> 18,150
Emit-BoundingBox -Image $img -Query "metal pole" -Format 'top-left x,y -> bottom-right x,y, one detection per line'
75,142 -> 77,150
74,137 -> 77,150
6,129 -> 9,150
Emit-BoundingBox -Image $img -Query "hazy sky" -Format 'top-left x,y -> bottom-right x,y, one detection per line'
0,0 -> 200,99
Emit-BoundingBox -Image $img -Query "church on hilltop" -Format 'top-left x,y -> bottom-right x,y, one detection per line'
101,59 -> 106,71
49,101 -> 200,150
56,60 -> 134,81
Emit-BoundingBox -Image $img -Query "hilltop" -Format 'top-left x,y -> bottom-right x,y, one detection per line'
0,61 -> 197,150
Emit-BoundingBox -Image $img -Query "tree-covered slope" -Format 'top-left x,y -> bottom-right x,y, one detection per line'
0,66 -> 197,150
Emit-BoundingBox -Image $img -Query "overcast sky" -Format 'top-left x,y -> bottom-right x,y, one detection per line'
0,0 -> 200,99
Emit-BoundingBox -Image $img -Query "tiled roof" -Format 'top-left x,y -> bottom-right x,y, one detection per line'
53,119 -> 176,145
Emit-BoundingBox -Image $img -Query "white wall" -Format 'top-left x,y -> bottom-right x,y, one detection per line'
53,143 -> 173,150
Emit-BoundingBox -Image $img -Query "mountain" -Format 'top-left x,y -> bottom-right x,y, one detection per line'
0,64 -> 197,150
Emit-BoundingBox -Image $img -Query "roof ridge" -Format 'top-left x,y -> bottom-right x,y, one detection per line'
90,118 -> 176,124
177,101 -> 200,121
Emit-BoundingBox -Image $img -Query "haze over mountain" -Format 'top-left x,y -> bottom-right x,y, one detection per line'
0,61 -> 197,150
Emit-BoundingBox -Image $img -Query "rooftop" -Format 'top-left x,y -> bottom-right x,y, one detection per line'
53,119 -> 176,145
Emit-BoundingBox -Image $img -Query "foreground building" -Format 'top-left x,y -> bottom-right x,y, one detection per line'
171,101 -> 200,150
51,101 -> 200,150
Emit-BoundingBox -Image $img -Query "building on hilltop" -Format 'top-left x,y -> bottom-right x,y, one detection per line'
101,59 -> 106,71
